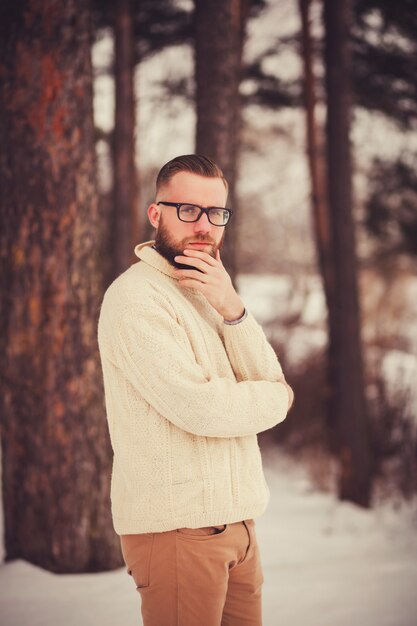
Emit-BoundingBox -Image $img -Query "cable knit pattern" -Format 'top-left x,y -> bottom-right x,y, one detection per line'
97,239 -> 290,534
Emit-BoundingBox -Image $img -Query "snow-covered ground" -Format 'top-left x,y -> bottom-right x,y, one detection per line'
1,449 -> 416,626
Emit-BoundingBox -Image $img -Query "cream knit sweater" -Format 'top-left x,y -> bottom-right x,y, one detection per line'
97,239 -> 290,535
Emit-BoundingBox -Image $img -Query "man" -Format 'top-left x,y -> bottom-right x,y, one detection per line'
97,154 -> 294,626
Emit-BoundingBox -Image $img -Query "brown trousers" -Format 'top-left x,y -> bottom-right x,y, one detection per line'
120,518 -> 264,626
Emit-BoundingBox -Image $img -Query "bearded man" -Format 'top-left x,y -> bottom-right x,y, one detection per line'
97,153 -> 294,626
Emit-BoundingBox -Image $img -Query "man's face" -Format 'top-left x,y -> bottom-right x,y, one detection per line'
148,171 -> 228,269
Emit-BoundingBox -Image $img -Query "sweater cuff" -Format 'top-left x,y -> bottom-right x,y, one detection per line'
223,307 -> 248,325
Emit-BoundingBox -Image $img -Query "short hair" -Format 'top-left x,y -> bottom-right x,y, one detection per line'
155,154 -> 228,196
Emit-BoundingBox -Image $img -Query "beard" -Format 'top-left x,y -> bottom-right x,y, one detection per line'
153,216 -> 225,271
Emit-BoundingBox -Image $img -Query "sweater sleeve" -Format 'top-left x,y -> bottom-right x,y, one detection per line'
222,309 -> 285,383
115,303 -> 290,438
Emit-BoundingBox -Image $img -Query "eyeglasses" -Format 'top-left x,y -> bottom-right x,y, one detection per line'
157,202 -> 233,226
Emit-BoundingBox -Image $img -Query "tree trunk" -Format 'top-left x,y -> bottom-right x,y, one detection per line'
113,0 -> 139,280
298,0 -> 338,449
298,0 -> 333,304
323,0 -> 372,506
0,0 -> 120,572
194,0 -> 249,285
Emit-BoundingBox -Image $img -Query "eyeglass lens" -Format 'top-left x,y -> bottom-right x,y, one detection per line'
179,204 -> 230,226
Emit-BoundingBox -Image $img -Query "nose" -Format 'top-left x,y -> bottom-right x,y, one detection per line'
193,211 -> 212,234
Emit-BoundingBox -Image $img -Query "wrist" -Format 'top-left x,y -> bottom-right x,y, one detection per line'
222,301 -> 245,322
224,310 -> 246,324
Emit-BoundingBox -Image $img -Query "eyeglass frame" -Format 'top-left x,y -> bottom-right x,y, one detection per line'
156,201 -> 233,226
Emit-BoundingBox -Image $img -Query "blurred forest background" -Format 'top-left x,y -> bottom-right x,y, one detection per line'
0,0 -> 416,574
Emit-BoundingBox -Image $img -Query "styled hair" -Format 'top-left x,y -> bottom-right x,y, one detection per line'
155,154 -> 228,195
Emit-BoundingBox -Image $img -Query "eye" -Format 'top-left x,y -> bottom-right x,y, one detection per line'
181,205 -> 198,214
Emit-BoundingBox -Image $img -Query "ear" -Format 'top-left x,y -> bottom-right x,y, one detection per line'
147,203 -> 160,229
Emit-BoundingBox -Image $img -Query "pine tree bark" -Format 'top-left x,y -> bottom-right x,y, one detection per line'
113,0 -> 140,280
0,0 -> 120,572
323,0 -> 372,506
194,0 -> 249,285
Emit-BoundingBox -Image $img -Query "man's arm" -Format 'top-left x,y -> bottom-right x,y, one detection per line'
222,309 -> 294,406
173,247 -> 294,409
113,302 -> 291,438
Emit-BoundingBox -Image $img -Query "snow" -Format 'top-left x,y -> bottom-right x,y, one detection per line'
381,351 -> 417,429
257,451 -> 417,626
238,273 -> 328,369
1,449 -> 416,626
238,274 -> 295,324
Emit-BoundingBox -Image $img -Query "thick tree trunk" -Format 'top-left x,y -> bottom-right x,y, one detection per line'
0,0 -> 120,572
113,0 -> 139,280
194,0 -> 249,285
323,0 -> 372,506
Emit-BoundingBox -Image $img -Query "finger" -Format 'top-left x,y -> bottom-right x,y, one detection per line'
183,248 -> 218,266
174,255 -> 209,272
174,268 -> 210,283
177,278 -> 207,292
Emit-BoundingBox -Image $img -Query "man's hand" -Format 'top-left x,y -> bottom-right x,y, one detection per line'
173,248 -> 245,321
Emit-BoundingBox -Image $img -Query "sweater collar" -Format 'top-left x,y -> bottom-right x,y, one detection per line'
134,240 -> 176,278
134,239 -> 202,295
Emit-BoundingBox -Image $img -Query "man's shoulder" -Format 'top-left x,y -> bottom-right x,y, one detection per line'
99,261 -> 169,318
